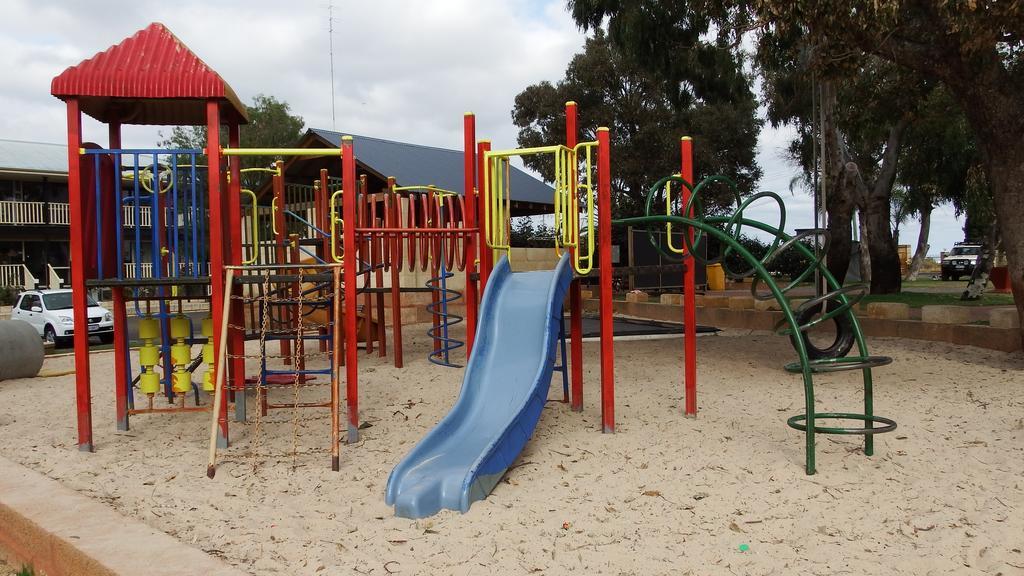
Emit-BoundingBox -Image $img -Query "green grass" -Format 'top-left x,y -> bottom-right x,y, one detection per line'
861,291 -> 1014,308
17,566 -> 35,576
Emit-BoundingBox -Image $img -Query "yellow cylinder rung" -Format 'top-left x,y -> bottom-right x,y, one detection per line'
169,316 -> 190,340
202,343 -> 214,364
202,371 -> 215,392
201,317 -> 213,338
139,345 -> 160,366
138,317 -> 160,340
172,371 -> 192,394
171,343 -> 191,365
140,371 -> 161,395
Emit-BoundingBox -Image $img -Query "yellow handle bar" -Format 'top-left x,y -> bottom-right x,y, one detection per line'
241,189 -> 260,265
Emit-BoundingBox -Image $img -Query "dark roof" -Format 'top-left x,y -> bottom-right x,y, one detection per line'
310,129 -> 553,206
51,22 -> 247,126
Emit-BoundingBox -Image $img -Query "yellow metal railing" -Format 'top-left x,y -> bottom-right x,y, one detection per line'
485,145 -> 567,266
241,189 -> 260,264
218,148 -> 342,157
664,176 -> 688,255
484,143 -> 596,274
392,184 -> 460,198
329,189 -> 345,263
564,141 -> 597,273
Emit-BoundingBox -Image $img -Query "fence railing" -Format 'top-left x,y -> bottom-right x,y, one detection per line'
0,264 -> 38,289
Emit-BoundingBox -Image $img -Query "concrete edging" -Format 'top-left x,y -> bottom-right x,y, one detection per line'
0,455 -> 246,576
583,299 -> 1021,353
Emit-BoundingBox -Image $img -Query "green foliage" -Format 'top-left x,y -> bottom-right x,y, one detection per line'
709,232 -> 814,281
17,565 -> 35,576
0,285 -> 18,306
512,29 -> 761,219
510,217 -> 556,248
159,94 -> 305,190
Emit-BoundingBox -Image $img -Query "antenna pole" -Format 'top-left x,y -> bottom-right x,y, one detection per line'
329,2 -> 337,130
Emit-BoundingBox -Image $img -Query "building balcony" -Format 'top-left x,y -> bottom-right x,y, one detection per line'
0,201 -> 151,227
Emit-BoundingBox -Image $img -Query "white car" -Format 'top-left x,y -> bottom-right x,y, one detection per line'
11,289 -> 114,347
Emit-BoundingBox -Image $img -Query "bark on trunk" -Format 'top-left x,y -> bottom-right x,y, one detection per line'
857,207 -> 872,287
983,150 -> 1024,343
961,222 -> 999,300
820,79 -> 854,285
865,198 -> 901,293
904,204 -> 932,281
826,198 -> 854,285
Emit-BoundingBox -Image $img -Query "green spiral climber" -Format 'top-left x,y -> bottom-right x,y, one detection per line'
613,174 -> 897,474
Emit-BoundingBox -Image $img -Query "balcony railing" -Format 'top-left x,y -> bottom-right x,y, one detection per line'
122,205 -> 153,227
0,264 -> 38,289
0,201 -> 153,227
48,203 -> 69,225
0,201 -> 46,225
123,262 -> 154,279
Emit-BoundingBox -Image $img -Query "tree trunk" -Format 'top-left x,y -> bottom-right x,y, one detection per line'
961,221 -> 999,300
865,194 -> 901,293
955,84 -> 1024,345
820,79 -> 854,286
825,196 -> 854,285
904,204 -> 932,281
857,207 -> 872,287
989,154 -> 1024,348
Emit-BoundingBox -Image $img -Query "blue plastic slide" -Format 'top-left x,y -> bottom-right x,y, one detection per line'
385,253 -> 574,518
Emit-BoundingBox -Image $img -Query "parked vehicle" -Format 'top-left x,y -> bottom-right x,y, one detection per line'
10,289 -> 113,347
940,243 -> 982,281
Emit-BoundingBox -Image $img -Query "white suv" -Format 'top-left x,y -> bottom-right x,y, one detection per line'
11,289 -> 114,347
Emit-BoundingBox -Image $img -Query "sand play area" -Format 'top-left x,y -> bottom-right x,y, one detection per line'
0,327 -> 1022,575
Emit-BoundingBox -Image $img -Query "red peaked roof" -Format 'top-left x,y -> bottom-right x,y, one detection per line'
51,22 -> 248,126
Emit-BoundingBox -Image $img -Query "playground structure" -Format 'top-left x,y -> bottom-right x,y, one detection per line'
51,23 -> 895,515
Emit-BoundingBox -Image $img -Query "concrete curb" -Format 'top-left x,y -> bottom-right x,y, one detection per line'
583,299 -> 1022,353
0,455 -> 247,576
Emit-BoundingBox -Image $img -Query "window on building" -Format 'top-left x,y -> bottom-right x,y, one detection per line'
0,179 -> 15,201
22,181 -> 42,201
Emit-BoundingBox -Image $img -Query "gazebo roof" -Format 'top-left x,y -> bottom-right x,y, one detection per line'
51,22 -> 248,126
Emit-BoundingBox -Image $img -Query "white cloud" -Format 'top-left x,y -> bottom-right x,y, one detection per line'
1,0 -> 966,254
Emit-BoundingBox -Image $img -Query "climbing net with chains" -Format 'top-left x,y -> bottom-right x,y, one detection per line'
220,264 -> 344,473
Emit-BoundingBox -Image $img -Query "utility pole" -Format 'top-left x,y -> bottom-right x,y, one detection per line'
329,2 -> 337,130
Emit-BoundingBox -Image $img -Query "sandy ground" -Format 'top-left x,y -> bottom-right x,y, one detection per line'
0,326 -> 1022,575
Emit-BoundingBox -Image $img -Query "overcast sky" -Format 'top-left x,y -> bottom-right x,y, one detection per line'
0,0 -> 963,256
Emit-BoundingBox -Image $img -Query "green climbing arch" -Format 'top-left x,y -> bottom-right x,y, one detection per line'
613,174 -> 897,474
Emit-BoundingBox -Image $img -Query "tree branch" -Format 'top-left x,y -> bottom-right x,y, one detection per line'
873,114 -> 912,198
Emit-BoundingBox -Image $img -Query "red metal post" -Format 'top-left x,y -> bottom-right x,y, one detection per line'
227,124 -> 245,417
681,137 -> 698,417
66,99 -> 93,451
463,113 -> 478,356
341,136 -> 359,442
272,161 -> 291,364
566,101 -> 584,410
206,100 -> 229,447
318,169 -> 331,261
476,140 -> 492,293
319,169 -> 332,354
289,233 -> 306,371
109,122 -> 129,431
387,177 -> 403,368
597,127 -> 614,433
